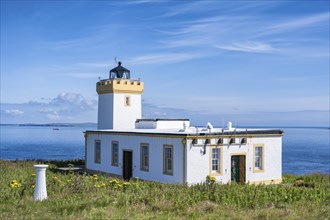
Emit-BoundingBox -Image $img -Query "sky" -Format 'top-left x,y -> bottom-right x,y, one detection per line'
1,0 -> 329,127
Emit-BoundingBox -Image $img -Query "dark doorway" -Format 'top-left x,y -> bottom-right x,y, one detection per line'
231,155 -> 246,183
123,151 -> 133,180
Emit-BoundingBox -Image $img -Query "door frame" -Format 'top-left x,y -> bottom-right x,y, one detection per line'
230,154 -> 246,184
122,149 -> 133,180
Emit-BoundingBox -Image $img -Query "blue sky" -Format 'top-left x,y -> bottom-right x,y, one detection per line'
1,0 -> 329,127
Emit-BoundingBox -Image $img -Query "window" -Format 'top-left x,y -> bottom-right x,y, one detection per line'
140,143 -> 149,171
254,145 -> 264,171
163,145 -> 173,175
112,141 -> 119,166
209,147 -> 222,176
211,148 -> 220,173
124,96 -> 131,106
94,140 -> 101,164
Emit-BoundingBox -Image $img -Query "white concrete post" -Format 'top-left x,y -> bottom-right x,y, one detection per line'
34,164 -> 48,201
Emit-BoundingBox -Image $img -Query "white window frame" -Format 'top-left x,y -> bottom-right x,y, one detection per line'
253,145 -> 264,172
163,145 -> 173,175
94,140 -> 101,164
112,141 -> 119,166
212,148 -> 220,173
124,95 -> 131,106
140,143 -> 149,171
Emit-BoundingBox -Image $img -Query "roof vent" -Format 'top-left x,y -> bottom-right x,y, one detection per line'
206,122 -> 213,130
227,121 -> 234,130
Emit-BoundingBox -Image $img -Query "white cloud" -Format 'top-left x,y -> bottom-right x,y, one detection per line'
77,62 -> 110,68
50,92 -> 97,110
216,41 -> 274,53
162,1 -> 214,17
155,8 -> 328,58
270,12 -> 329,31
1,93 -> 98,124
119,0 -> 161,5
46,113 -> 60,120
67,73 -> 100,79
129,53 -> 204,65
38,108 -> 58,114
3,109 -> 24,116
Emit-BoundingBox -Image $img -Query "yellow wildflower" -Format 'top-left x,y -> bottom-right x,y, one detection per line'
123,182 -> 130,187
109,179 -> 119,184
10,180 -> 21,188
90,174 -> 98,181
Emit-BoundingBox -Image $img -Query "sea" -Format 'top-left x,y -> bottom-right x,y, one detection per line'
0,125 -> 329,175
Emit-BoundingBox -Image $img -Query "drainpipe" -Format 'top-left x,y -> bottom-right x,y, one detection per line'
182,138 -> 187,184
84,132 -> 87,172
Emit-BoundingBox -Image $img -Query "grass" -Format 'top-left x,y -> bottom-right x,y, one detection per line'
0,160 -> 329,219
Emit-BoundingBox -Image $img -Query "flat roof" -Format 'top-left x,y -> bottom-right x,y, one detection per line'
136,118 -> 189,122
85,127 -> 284,137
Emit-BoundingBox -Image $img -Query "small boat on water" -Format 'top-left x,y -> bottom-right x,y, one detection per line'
53,128 -> 60,130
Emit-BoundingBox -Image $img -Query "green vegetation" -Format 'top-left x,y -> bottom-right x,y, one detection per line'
1,160 -> 329,219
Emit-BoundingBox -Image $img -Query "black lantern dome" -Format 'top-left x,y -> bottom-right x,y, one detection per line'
109,62 -> 130,79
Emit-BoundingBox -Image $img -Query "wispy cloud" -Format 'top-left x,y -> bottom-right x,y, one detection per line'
156,9 -> 328,57
129,53 -> 205,65
35,24 -> 121,51
216,41 -> 274,53
124,0 -> 162,4
78,62 -> 110,68
2,109 -> 24,116
108,0 -> 164,6
270,12 -> 329,31
162,1 -> 211,17
66,73 -> 101,79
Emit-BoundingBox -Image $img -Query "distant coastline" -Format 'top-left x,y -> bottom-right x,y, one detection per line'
0,123 -> 328,130
0,123 -> 97,127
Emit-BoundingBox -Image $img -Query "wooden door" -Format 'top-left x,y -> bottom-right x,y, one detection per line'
231,155 -> 246,183
123,151 -> 133,180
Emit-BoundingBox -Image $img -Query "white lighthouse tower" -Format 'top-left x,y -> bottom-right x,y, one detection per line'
97,62 -> 144,130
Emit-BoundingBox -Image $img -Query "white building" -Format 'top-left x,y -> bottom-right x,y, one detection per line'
85,62 -> 283,184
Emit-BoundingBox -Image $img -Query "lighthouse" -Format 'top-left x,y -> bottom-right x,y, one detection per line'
96,62 -> 144,130
86,62 -> 283,185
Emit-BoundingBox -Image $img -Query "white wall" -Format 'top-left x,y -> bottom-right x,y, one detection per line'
135,120 -> 190,129
186,136 -> 282,184
113,93 -> 141,130
97,94 -> 114,130
86,133 -> 282,184
155,120 -> 190,129
97,93 -> 141,130
86,133 -> 184,184
247,137 -> 282,183
185,140 -> 209,184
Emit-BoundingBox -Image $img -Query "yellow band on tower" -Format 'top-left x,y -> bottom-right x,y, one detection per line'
97,79 -> 144,94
